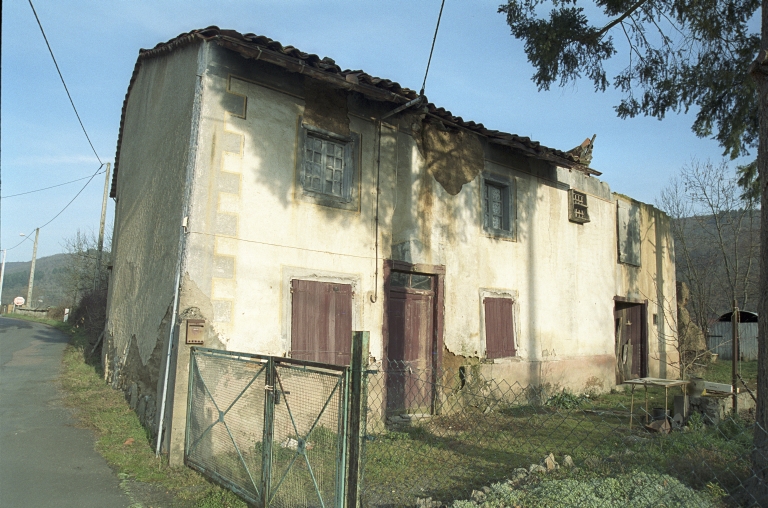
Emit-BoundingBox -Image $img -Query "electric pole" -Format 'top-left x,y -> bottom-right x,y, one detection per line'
27,228 -> 40,308
0,250 -> 6,312
94,163 -> 111,290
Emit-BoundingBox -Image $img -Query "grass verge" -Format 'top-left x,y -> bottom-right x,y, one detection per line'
8,314 -> 246,508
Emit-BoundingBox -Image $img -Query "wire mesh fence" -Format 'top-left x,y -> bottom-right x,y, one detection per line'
185,348 -> 350,507
360,358 -> 762,507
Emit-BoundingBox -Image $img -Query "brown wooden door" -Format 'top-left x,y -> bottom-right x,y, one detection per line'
386,273 -> 434,415
614,302 -> 647,381
290,279 -> 352,366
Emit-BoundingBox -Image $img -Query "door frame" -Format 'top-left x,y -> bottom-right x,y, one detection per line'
382,260 -> 445,413
613,296 -> 648,380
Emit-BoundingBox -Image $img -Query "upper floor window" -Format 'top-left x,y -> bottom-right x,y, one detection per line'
617,199 -> 641,266
297,123 -> 359,210
303,133 -> 348,198
482,175 -> 516,239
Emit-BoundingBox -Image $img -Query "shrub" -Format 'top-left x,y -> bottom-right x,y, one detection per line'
545,389 -> 586,410
47,306 -> 65,320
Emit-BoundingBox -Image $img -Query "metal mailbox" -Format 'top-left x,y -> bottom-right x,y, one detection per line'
185,319 -> 205,345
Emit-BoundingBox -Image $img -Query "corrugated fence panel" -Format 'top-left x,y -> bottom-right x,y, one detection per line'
707,322 -> 758,361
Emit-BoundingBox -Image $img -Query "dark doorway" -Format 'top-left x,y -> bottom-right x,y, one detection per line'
386,271 -> 436,415
290,279 -> 352,366
614,299 -> 648,382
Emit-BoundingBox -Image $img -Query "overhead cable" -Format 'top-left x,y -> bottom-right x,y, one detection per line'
2,171 -> 105,199
420,0 -> 447,97
27,0 -> 103,164
5,164 -> 104,251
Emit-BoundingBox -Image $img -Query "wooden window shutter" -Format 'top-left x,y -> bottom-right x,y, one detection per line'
484,297 -> 515,359
291,279 -> 352,365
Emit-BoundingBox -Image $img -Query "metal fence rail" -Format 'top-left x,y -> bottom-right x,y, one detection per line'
186,347 -> 350,507
360,358 -> 762,507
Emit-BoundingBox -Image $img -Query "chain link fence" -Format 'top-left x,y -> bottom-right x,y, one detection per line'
360,359 -> 761,507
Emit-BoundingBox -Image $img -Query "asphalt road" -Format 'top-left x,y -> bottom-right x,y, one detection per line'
0,317 -> 129,507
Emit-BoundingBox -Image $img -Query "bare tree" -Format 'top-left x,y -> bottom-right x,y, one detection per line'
58,228 -> 111,308
658,159 -> 760,350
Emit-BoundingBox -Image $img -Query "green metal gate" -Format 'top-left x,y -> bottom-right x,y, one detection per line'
185,347 -> 351,507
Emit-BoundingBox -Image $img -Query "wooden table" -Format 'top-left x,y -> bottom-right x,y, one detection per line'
623,378 -> 690,430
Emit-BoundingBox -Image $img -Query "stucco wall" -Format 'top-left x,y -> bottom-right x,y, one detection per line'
614,196 -> 679,379
388,125 -> 619,392
174,42 -> 677,398
105,42 -> 200,434
180,45 -> 387,356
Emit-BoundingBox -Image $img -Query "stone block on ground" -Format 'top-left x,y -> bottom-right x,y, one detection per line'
542,452 -> 559,470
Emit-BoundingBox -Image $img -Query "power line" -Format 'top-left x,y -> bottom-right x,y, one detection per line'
1,172 -> 105,199
5,164 -> 104,252
420,0 -> 447,97
27,0 -> 103,165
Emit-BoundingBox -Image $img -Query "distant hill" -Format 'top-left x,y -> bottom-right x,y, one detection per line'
1,253 -> 71,308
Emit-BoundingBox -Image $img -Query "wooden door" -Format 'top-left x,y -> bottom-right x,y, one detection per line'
290,279 -> 352,366
614,301 -> 647,381
386,272 -> 435,415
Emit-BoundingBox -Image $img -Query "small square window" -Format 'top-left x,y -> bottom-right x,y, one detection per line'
568,189 -> 590,224
297,123 -> 359,210
482,177 -> 515,238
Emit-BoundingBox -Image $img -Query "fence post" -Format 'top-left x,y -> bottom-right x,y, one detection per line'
732,301 -> 739,412
184,347 -> 197,460
346,331 -> 369,508
261,357 -> 275,507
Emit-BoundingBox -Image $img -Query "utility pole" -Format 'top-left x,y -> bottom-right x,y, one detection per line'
26,228 -> 40,308
732,299 -> 740,412
0,250 -> 6,313
94,163 -> 111,291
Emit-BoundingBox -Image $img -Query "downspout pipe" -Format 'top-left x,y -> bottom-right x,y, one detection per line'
155,42 -> 208,458
370,96 -> 423,304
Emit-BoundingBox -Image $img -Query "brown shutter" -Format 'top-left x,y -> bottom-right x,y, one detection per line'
484,297 -> 515,359
291,279 -> 352,365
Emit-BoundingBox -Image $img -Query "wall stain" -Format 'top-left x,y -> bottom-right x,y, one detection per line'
419,120 -> 484,196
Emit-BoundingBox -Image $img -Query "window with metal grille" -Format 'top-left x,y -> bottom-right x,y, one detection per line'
297,123 -> 358,210
484,297 -> 516,359
303,134 -> 347,198
568,189 -> 590,224
483,177 -> 514,237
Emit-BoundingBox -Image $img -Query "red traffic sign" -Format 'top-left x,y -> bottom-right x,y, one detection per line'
13,296 -> 25,306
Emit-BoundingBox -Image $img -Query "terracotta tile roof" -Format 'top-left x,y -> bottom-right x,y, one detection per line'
111,26 -> 598,197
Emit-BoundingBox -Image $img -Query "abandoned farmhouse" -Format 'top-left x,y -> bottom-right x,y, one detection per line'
104,27 -> 677,461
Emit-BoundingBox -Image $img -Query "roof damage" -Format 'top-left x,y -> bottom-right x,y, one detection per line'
111,26 -> 600,197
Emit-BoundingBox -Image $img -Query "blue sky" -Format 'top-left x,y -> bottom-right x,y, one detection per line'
1,0 -> 751,262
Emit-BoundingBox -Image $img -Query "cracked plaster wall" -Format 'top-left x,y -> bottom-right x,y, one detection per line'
614,196 -> 679,379
180,43 -> 391,362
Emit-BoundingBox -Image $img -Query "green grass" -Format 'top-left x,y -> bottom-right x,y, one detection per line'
702,360 -> 758,391
8,314 -> 246,508
361,386 -> 753,507
11,313 -> 753,507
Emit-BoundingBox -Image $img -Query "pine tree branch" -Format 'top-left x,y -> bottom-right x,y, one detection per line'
593,0 -> 652,40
